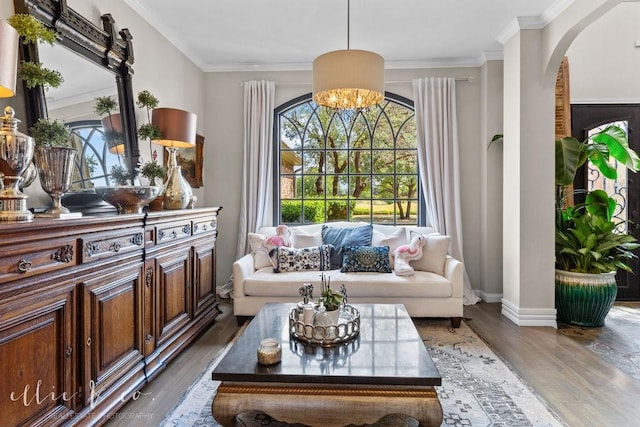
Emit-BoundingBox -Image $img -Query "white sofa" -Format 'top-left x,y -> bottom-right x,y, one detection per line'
232,222 -> 464,327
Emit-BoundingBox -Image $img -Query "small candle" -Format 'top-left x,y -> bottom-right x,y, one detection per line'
257,338 -> 281,365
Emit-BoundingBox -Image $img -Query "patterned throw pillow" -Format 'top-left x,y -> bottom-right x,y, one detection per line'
340,246 -> 392,273
274,245 -> 332,273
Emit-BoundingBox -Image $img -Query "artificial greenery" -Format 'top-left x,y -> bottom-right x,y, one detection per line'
94,96 -> 118,117
110,164 -> 130,186
8,14 -> 61,91
140,160 -> 166,186
7,14 -> 56,45
18,61 -> 63,90
555,125 -> 640,274
29,118 -> 71,147
136,90 -> 159,111
136,90 -> 162,145
137,123 -> 162,141
317,273 -> 344,311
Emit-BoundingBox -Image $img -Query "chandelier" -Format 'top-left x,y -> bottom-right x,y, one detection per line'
312,0 -> 384,110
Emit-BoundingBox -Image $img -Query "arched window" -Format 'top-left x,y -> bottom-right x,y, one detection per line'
67,120 -> 123,189
274,93 -> 422,225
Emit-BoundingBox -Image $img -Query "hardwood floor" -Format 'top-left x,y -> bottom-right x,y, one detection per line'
464,302 -> 640,427
107,299 -> 640,426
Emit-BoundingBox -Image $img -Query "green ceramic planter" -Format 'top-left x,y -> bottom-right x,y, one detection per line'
555,269 -> 617,327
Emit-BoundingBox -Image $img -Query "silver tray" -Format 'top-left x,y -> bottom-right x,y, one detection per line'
289,304 -> 360,347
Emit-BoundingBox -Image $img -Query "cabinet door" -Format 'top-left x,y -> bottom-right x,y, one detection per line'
80,264 -> 145,408
155,247 -> 191,348
193,239 -> 217,318
0,283 -> 77,426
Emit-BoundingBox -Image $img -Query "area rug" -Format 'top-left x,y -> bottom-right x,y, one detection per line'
161,319 -> 564,427
557,303 -> 640,381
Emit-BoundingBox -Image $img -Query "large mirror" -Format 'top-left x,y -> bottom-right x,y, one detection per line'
12,0 -> 140,186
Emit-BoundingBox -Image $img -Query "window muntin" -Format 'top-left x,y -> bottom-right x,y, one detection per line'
67,120 -> 123,189
276,94 -> 420,225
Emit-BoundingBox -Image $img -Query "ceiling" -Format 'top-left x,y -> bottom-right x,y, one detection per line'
125,0 -> 566,72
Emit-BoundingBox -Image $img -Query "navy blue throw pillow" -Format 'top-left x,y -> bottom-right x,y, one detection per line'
321,224 -> 373,269
341,246 -> 392,273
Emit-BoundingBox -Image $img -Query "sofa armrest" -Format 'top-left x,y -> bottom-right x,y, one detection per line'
444,255 -> 463,299
233,254 -> 256,298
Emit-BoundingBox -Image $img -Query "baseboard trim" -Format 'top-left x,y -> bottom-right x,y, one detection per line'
501,298 -> 558,328
476,290 -> 503,303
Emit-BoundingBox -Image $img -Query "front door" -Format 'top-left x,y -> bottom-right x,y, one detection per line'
571,104 -> 640,300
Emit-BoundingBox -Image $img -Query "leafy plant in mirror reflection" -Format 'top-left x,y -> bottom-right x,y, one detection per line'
94,96 -> 124,154
29,118 -> 71,147
8,14 -> 63,92
110,165 -> 130,186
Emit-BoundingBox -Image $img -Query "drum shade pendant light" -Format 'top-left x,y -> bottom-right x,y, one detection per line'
312,0 -> 384,110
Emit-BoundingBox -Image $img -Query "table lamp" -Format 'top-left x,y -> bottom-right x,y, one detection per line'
151,107 -> 196,209
0,19 -> 35,221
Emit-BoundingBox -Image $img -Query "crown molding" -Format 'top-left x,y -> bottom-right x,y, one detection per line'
496,0 -> 575,45
123,0 -> 208,70
200,57 -> 486,73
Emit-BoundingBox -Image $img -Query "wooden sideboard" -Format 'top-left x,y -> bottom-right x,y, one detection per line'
0,207 -> 222,426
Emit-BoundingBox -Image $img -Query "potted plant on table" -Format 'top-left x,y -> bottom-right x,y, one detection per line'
555,124 -> 640,326
315,273 -> 344,325
29,117 -> 77,217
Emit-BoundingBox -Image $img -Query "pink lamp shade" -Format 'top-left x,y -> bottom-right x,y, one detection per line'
151,108 -> 197,148
0,20 -> 19,98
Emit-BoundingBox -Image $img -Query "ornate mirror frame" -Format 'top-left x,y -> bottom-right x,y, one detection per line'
13,0 -> 140,182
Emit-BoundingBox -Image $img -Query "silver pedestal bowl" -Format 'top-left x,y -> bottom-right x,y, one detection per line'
95,185 -> 160,214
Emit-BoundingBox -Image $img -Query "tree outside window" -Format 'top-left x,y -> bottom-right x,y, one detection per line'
276,93 -> 420,225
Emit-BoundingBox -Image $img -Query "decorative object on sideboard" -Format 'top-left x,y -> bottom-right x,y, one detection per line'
30,117 -> 81,219
151,107 -> 196,210
94,185 -> 160,214
0,20 -> 33,221
0,107 -> 34,221
137,90 -> 166,210
312,0 -> 384,110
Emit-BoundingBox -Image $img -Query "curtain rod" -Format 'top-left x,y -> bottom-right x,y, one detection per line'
242,77 -> 473,87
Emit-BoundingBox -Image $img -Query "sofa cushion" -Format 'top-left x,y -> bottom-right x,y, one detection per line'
341,246 -> 392,273
248,233 -> 274,270
291,228 -> 323,248
243,269 -> 453,299
409,232 -> 451,276
372,227 -> 407,268
273,245 -> 332,272
322,224 -> 373,269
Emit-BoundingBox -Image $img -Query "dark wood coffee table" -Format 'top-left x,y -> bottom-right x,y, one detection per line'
212,303 -> 442,426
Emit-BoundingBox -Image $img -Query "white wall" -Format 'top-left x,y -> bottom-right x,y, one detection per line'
567,2 -> 640,103
204,67 -> 485,289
